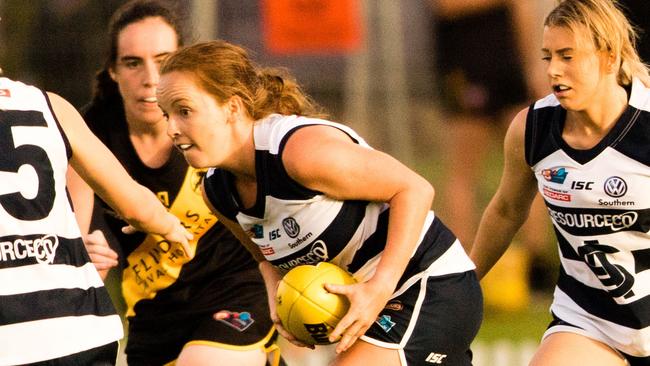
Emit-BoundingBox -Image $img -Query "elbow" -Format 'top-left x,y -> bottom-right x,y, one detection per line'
416,176 -> 435,207
425,182 -> 435,206
491,197 -> 531,227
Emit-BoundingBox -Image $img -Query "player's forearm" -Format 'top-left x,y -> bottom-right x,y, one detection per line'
373,179 -> 434,292
110,183 -> 178,236
259,260 -> 281,285
470,198 -> 529,279
259,260 -> 282,310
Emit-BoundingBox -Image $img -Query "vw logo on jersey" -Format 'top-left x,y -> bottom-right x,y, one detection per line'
282,217 -> 300,238
604,176 -> 627,198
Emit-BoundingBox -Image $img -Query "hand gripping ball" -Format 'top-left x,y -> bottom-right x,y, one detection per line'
276,262 -> 356,345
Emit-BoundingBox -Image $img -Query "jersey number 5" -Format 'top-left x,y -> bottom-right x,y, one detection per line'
0,110 -> 55,220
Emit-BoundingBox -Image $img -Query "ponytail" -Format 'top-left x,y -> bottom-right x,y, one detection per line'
253,67 -> 327,119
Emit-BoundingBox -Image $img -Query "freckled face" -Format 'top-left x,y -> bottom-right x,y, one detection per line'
541,25 -> 610,111
157,71 -> 233,169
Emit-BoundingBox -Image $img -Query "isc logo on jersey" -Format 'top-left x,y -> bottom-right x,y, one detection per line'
425,352 -> 448,364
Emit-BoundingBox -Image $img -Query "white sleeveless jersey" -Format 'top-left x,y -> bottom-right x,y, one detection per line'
526,78 -> 650,356
0,78 -> 122,364
204,114 -> 474,290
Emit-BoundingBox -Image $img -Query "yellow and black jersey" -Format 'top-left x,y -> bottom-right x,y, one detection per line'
82,98 -> 273,365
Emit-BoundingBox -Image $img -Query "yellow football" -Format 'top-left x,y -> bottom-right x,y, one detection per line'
276,262 -> 356,345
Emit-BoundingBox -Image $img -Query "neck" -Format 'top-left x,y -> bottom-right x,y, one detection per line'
224,117 -> 257,181
126,116 -> 174,168
570,82 -> 627,132
125,114 -> 168,137
563,81 -> 628,149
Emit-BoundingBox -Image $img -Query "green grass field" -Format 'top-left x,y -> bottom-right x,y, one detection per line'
478,296 -> 553,342
472,296 -> 553,366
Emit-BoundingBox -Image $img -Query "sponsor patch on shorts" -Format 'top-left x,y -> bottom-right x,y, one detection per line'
217,311 -> 255,332
384,300 -> 403,311
376,314 -> 396,333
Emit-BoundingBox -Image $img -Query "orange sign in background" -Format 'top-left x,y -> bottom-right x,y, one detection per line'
261,0 -> 364,55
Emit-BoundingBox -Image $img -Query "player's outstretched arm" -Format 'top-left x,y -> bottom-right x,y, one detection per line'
470,108 -> 539,279
49,92 -> 192,253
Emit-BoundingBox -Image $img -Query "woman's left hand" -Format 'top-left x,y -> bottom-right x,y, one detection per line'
325,279 -> 394,354
258,261 -> 316,349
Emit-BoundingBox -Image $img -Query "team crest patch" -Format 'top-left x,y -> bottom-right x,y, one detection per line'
217,311 -> 255,332
375,314 -> 396,333
247,224 -> 264,239
541,167 -> 568,184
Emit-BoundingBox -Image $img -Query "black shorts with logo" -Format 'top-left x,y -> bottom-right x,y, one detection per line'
363,271 -> 483,366
125,268 -> 275,365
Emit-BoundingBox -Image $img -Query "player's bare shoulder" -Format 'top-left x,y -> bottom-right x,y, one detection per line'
46,92 -> 86,133
503,107 -> 529,157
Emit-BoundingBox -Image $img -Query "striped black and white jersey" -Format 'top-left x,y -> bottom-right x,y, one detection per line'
0,78 -> 122,364
526,78 -> 650,357
204,114 -> 474,290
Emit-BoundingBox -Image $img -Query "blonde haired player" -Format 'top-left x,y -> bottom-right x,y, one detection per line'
470,0 -> 650,365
